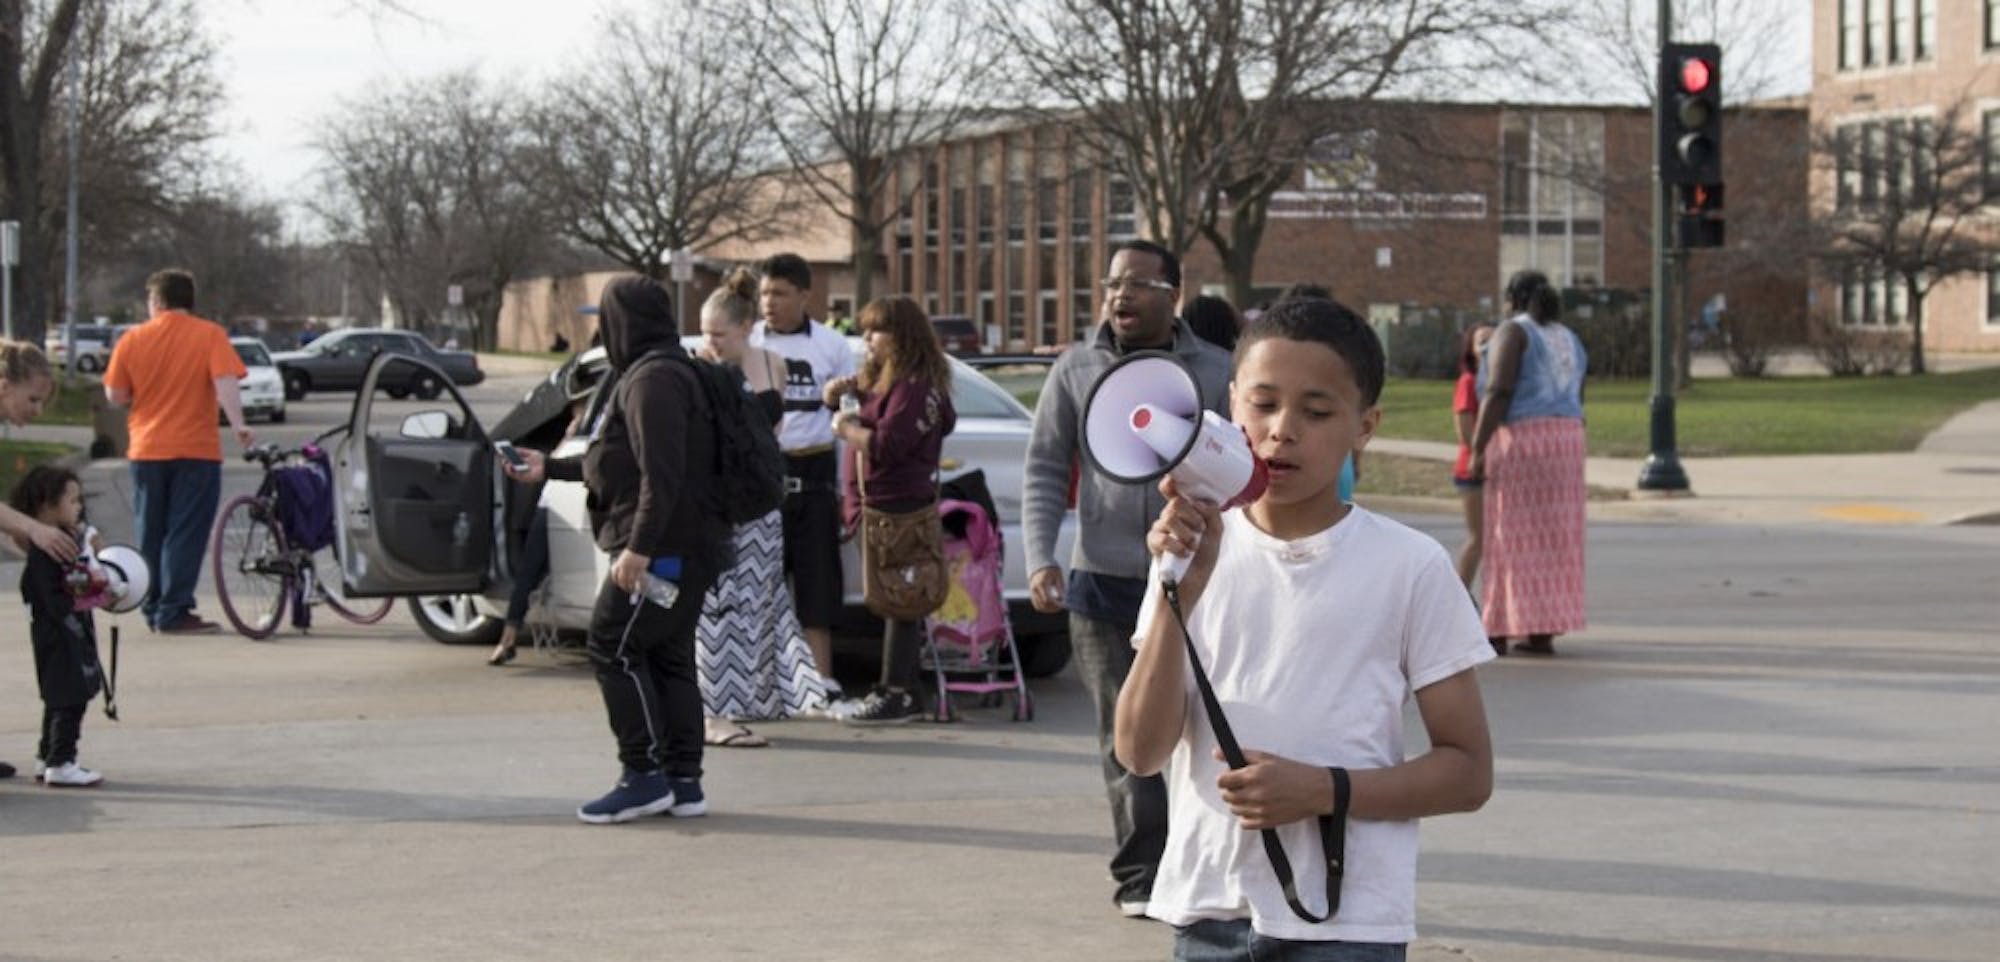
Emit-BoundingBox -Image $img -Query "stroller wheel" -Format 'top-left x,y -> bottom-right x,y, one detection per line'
1012,691 -> 1034,723
931,692 -> 956,723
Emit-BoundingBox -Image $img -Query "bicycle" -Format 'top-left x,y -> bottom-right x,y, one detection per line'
211,440 -> 393,639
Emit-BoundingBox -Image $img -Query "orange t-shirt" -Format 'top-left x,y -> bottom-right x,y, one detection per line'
104,311 -> 248,462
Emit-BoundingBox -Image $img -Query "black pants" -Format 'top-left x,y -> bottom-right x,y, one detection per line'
38,704 -> 85,767
879,618 -> 926,693
504,508 -> 553,627
587,560 -> 716,777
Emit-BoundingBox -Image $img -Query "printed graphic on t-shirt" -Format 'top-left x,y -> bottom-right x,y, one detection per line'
782,357 -> 821,412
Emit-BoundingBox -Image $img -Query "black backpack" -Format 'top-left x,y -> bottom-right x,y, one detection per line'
625,351 -> 786,525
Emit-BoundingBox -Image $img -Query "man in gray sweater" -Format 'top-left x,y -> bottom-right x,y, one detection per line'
1022,239 -> 1233,917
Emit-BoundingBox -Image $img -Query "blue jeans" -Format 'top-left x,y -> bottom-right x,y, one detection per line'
1174,919 -> 1406,962
130,459 -> 221,628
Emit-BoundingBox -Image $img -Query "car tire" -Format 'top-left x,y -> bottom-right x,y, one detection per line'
413,373 -> 444,400
1015,631 -> 1072,679
385,386 -> 410,400
408,594 -> 504,645
283,370 -> 310,401
269,407 -> 286,424
77,354 -> 101,374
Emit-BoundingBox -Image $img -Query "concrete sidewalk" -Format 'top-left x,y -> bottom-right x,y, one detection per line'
1370,395 -> 2000,528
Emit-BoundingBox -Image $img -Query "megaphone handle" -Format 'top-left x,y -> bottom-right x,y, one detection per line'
1160,544 -> 1194,587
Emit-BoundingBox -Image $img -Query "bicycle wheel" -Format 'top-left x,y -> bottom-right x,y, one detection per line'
308,548 -> 393,625
212,495 -> 289,639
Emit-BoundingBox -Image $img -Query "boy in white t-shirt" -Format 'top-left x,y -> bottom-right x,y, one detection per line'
1116,297 -> 1495,961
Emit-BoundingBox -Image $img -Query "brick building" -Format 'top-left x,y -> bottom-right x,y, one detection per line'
508,99 -> 1809,358
1811,0 -> 2000,351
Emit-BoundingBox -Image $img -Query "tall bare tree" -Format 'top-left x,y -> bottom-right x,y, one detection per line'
995,0 -> 1559,305
313,71 -> 556,348
528,1 -> 782,281
1814,95 -> 1995,375
1557,0 -> 1802,107
0,0 -> 220,345
729,0 -> 990,307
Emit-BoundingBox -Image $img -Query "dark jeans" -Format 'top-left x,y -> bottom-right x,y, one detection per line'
130,458 -> 221,628
587,560 -> 716,777
780,451 -> 841,630
38,704 -> 85,767
879,617 -> 925,693
1174,920 -> 1406,962
1071,611 -> 1169,903
504,508 -> 553,627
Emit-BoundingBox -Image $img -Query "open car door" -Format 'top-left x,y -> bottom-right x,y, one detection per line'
331,352 -> 501,596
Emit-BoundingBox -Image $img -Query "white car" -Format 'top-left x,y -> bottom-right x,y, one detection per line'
229,337 -> 287,423
326,345 -> 1078,677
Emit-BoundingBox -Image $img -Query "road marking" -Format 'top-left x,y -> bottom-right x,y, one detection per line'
1815,504 -> 1926,524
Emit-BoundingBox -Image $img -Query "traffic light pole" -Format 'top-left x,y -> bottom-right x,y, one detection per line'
1639,0 -> 1691,492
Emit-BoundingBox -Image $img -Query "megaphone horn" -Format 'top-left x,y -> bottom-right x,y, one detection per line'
1080,351 -> 1268,587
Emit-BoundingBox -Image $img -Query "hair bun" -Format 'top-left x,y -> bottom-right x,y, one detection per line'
724,267 -> 757,301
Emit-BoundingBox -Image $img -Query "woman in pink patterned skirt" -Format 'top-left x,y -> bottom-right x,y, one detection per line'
1467,270 -> 1587,656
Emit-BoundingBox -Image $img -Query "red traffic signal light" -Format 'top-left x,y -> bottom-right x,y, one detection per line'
1679,57 -> 1713,95
1659,42 -> 1723,187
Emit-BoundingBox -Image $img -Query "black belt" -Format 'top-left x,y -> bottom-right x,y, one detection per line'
784,477 -> 836,494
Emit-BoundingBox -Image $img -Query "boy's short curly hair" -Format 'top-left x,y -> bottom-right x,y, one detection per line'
9,463 -> 80,518
1234,296 -> 1386,407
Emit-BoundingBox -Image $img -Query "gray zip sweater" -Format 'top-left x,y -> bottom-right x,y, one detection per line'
1022,318 -> 1235,580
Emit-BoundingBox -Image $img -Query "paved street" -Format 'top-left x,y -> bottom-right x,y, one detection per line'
1,362 -> 1996,961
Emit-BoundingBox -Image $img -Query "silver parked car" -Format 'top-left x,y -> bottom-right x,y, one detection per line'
326,345 -> 1076,677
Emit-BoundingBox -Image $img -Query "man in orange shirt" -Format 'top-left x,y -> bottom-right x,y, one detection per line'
104,269 -> 253,634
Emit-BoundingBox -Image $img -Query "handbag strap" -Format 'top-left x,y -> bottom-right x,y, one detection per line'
1163,583 -> 1348,924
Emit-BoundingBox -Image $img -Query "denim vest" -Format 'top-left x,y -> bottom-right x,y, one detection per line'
1480,316 -> 1585,422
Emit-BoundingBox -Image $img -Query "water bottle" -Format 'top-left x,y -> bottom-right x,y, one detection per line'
632,555 -> 682,609
839,392 -> 860,419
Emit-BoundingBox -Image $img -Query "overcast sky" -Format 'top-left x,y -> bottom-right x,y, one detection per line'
205,0 -> 607,208
204,0 -> 1812,227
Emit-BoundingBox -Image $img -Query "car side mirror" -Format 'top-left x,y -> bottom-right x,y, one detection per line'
401,410 -> 453,439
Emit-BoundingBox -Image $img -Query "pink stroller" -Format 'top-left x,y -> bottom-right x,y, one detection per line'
922,498 -> 1033,722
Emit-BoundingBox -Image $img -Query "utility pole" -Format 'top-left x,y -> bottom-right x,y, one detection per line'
62,51 -> 81,376
2,221 -> 18,341
1639,0 -> 1691,492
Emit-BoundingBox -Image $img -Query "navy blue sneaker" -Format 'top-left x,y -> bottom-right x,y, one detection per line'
576,769 -> 675,824
666,776 -> 707,817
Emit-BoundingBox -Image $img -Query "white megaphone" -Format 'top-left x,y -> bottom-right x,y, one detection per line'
96,544 -> 151,615
1080,351 -> 1267,587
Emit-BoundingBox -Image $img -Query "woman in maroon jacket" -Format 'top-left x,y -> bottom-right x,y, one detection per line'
824,296 -> 956,726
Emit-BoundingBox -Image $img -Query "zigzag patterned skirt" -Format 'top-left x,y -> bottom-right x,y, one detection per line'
697,510 -> 828,719
1479,417 -> 1588,638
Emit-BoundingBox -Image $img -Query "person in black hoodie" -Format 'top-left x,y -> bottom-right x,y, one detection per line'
506,276 -> 729,824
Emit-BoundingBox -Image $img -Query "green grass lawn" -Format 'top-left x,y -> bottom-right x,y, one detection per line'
0,439 -> 81,494
1377,366 -> 2000,457
41,375 -> 101,427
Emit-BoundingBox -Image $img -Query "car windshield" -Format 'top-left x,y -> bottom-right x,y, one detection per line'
234,342 -> 273,367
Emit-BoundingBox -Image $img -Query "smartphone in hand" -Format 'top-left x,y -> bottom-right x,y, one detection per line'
495,440 -> 529,472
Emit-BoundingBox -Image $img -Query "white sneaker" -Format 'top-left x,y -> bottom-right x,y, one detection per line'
42,761 -> 103,788
33,758 -> 46,782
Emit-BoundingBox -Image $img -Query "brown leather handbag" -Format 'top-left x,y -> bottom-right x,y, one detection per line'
857,450 -> 948,621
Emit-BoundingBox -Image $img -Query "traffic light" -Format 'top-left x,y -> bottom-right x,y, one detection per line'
1659,43 -> 1722,187
1677,183 -> 1725,248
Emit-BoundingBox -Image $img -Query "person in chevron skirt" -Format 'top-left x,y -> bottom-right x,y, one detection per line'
1466,270 -> 1588,657
695,270 -> 828,746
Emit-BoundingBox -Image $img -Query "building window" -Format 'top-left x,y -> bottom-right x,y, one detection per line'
1989,0 -> 2000,49
1106,176 -> 1137,239
1865,0 -> 1887,66
1842,267 -> 1907,327
1497,111 -> 1605,291
1986,110 -> 2000,200
1841,0 -> 1862,69
1917,0 -> 1935,59
1840,115 -> 1940,211
1988,263 -> 2000,325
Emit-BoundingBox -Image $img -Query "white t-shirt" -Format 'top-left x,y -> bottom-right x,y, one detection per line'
750,318 -> 856,454
1131,506 -> 1493,943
